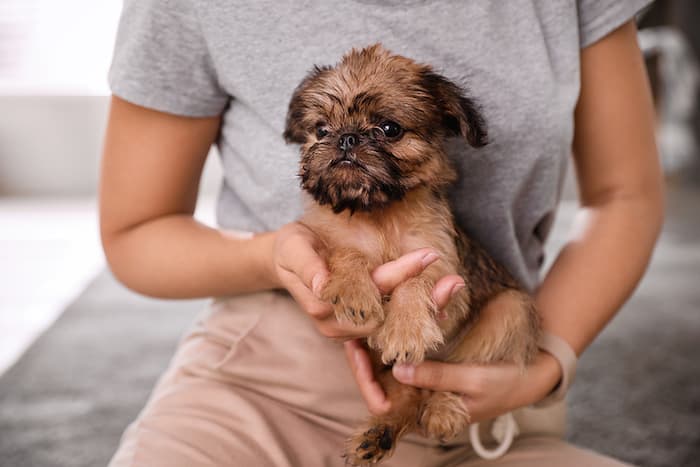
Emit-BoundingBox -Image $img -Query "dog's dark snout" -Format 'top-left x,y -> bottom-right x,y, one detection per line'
338,133 -> 359,151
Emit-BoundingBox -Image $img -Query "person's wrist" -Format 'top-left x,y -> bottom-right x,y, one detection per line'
254,230 -> 283,290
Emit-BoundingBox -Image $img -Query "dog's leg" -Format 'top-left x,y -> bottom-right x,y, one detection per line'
455,234 -> 540,366
370,275 -> 444,365
418,390 -> 469,442
450,289 -> 540,367
321,247 -> 384,326
418,289 -> 538,442
344,354 -> 423,465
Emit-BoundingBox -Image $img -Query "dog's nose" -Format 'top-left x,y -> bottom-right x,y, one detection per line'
338,133 -> 359,152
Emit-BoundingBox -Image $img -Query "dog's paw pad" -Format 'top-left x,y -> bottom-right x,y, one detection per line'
344,425 -> 394,465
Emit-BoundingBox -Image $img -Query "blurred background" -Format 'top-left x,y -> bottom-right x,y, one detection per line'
0,0 -> 223,374
0,1 -> 698,467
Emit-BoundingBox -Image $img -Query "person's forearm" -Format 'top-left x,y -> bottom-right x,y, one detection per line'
535,192 -> 664,355
102,214 -> 278,299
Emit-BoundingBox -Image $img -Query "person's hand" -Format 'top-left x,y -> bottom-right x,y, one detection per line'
343,271 -> 467,413
271,222 -> 465,341
346,334 -> 562,420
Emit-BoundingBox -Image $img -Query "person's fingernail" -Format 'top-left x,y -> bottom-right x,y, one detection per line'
393,364 -> 415,382
451,282 -> 465,297
421,252 -> 440,268
311,273 -> 323,296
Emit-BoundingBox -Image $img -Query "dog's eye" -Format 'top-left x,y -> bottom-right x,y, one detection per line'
379,121 -> 402,138
316,127 -> 329,139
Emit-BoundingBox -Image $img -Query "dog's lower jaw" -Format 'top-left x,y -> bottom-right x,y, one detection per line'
303,185 -> 406,215
299,166 -> 410,215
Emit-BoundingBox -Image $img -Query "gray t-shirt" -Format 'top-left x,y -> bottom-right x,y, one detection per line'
109,0 -> 652,291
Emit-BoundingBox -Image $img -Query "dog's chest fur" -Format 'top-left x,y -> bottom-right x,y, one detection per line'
301,188 -> 460,270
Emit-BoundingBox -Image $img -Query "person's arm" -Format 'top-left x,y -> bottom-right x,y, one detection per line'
537,19 -> 664,355
100,96 -> 278,298
347,20 -> 664,420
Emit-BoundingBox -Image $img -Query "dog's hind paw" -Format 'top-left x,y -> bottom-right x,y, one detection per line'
343,424 -> 395,466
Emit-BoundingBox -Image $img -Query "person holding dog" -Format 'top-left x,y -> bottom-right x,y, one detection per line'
101,1 -> 662,465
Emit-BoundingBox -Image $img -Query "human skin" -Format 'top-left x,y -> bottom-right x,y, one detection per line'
99,19 -> 663,422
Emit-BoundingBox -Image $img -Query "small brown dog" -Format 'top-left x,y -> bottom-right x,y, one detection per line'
284,44 -> 540,465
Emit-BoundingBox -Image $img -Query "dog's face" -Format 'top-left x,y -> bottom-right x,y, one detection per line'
284,44 -> 487,214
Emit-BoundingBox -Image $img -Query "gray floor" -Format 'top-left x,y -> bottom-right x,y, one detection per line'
0,184 -> 698,467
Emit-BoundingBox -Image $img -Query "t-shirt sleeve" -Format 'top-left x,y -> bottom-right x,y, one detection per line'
577,0 -> 655,48
108,0 -> 229,117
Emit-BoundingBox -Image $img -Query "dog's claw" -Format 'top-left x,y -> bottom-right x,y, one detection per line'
321,275 -> 384,327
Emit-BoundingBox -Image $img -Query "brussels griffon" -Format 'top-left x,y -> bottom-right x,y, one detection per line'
284,44 -> 540,465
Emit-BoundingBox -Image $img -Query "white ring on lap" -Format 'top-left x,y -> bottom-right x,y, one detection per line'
468,412 -> 517,460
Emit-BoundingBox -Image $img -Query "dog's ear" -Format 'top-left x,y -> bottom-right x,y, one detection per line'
421,71 -> 488,147
283,65 -> 330,144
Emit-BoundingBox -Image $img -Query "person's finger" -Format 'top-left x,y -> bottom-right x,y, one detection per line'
392,360 -> 467,392
344,340 -> 391,415
371,248 -> 439,294
283,272 -> 333,319
431,275 -> 466,314
345,339 -> 361,370
319,318 -> 378,340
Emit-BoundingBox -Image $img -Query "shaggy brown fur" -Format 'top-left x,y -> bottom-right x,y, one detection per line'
284,44 -> 540,465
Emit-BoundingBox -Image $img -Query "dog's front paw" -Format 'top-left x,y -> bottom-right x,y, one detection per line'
369,277 -> 444,364
419,392 -> 469,442
320,274 -> 384,326
373,320 -> 443,365
371,311 -> 443,365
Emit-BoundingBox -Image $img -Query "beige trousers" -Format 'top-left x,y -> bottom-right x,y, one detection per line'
109,291 -> 633,467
